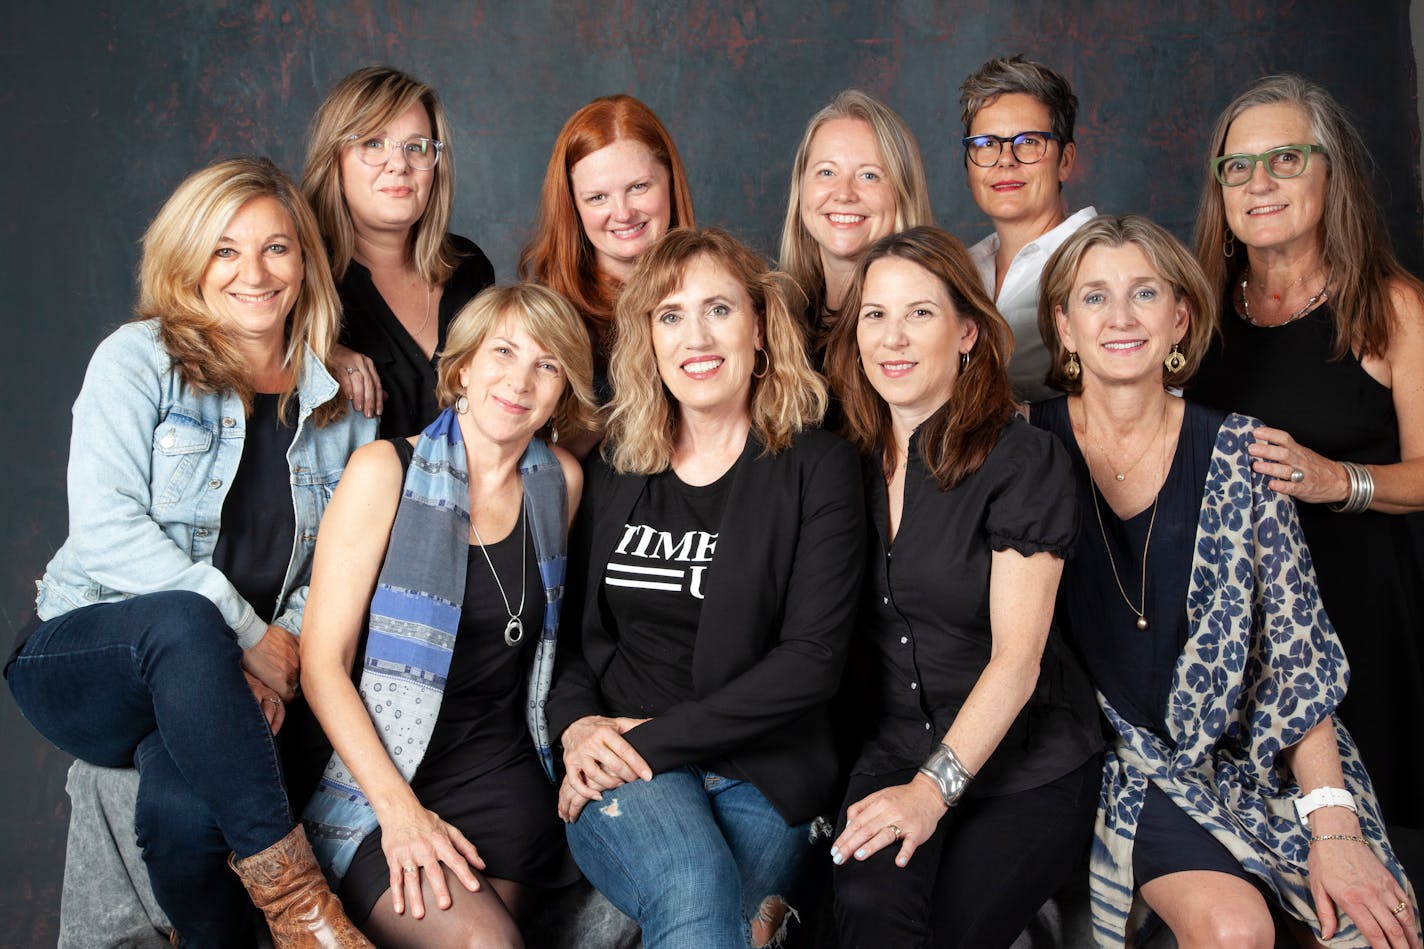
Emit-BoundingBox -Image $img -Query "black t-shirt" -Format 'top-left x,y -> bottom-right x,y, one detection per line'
599,466 -> 731,718
212,393 -> 296,623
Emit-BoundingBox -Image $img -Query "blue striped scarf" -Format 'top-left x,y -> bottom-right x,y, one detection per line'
302,408 -> 567,883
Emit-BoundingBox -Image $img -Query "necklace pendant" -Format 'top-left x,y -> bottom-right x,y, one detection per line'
503,616 -> 524,647
1135,615 -> 1149,630
1114,473 -> 1125,481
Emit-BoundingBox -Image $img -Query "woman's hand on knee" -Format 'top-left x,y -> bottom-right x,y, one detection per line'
381,806 -> 486,919
243,671 -> 286,734
831,774 -> 947,869
241,624 -> 300,701
1309,839 -> 1420,948
559,715 -> 652,813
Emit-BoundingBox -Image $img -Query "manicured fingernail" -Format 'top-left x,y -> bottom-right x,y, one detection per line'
854,849 -> 866,860
832,852 -> 843,865
896,856 -> 908,867
830,846 -> 840,859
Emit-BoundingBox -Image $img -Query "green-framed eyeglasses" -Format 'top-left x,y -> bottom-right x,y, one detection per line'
1212,144 -> 1325,187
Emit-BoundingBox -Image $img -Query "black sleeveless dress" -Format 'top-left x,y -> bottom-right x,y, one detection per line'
1191,301 -> 1424,836
337,439 -> 578,922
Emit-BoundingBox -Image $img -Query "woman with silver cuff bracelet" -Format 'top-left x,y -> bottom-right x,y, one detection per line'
1032,213 -> 1418,948
823,226 -> 1103,948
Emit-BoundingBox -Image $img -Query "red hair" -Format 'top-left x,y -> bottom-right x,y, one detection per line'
518,95 -> 695,329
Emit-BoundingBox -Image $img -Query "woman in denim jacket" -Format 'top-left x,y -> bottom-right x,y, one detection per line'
5,157 -> 375,948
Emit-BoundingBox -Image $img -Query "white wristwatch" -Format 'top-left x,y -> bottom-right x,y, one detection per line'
1295,786 -> 1358,824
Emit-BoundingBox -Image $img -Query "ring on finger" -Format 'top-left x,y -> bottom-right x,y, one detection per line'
1290,467 -> 1305,484
1391,899 -> 1409,916
403,865 -> 418,874
345,366 -> 357,375
887,824 -> 902,841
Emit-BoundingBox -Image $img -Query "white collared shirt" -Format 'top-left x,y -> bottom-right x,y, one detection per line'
969,206 -> 1098,402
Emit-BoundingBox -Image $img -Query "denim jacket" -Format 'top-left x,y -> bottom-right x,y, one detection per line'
36,320 -> 377,647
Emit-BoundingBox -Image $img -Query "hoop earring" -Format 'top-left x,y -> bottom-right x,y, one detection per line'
1223,229 -> 1236,259
1062,351 -> 1081,381
1164,343 -> 1187,374
959,350 -> 970,372
752,348 -> 770,380
455,395 -> 469,415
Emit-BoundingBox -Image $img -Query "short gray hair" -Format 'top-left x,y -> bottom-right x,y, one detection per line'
959,55 -> 1079,145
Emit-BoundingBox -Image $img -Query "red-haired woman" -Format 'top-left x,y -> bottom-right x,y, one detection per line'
519,94 -> 695,454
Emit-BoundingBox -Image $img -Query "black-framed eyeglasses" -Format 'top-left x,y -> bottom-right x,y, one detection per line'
1211,144 -> 1324,187
345,134 -> 444,171
961,131 -> 1059,167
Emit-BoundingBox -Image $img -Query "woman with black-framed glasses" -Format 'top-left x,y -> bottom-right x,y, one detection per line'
302,66 -> 496,438
1190,74 -> 1424,886
958,55 -> 1097,403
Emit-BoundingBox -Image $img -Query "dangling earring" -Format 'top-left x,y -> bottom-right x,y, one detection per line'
455,395 -> 469,414
959,350 -> 970,372
1164,343 -> 1187,374
1223,228 -> 1236,259
1062,350 -> 1081,381
752,348 -> 770,380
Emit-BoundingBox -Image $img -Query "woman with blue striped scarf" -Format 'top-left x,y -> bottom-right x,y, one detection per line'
299,283 -> 596,947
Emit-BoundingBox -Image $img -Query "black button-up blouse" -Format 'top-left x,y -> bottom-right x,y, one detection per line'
850,417 -> 1102,797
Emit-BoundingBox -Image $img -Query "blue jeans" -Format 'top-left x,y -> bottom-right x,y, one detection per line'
6,592 -> 295,947
564,766 -> 810,949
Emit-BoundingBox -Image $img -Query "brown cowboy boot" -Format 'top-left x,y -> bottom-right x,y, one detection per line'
228,824 -> 373,948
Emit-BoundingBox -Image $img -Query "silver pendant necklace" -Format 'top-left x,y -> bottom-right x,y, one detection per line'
469,498 -> 528,647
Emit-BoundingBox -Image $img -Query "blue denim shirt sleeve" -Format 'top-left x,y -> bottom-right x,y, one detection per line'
57,323 -> 270,646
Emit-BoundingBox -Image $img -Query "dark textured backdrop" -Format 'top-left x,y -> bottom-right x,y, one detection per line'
3,2 -> 1419,942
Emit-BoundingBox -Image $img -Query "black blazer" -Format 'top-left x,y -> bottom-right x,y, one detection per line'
547,427 -> 866,824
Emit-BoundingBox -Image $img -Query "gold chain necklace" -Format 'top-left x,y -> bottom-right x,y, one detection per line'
1083,405 -> 1166,482
1085,410 -> 1170,631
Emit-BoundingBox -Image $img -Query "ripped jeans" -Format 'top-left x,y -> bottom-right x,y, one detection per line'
564,766 -> 810,949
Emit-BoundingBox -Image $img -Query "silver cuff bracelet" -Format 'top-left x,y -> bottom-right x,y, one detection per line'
918,742 -> 974,808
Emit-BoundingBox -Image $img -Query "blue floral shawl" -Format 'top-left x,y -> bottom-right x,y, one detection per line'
301,409 -> 567,883
1089,412 -> 1416,947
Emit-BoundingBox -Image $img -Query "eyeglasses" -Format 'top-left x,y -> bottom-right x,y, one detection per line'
1212,144 -> 1325,187
961,131 -> 1059,167
345,135 -> 444,171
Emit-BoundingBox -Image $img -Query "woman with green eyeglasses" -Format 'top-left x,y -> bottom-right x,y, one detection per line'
1191,74 -> 1424,886
302,66 -> 496,437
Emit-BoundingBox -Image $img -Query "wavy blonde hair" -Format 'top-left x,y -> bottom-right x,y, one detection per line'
435,284 -> 598,442
301,65 -> 460,285
605,228 -> 826,474
136,156 -> 344,425
779,89 -> 933,321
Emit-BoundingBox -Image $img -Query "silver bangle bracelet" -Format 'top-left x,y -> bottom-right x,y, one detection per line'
1329,461 -> 1375,514
918,742 -> 975,808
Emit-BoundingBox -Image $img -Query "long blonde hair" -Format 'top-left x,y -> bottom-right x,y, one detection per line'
302,65 -> 460,286
137,156 -> 344,425
779,89 -> 933,320
605,228 -> 826,474
1192,73 -> 1424,360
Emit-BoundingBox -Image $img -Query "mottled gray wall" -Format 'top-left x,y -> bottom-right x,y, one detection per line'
2,2 -> 1419,943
